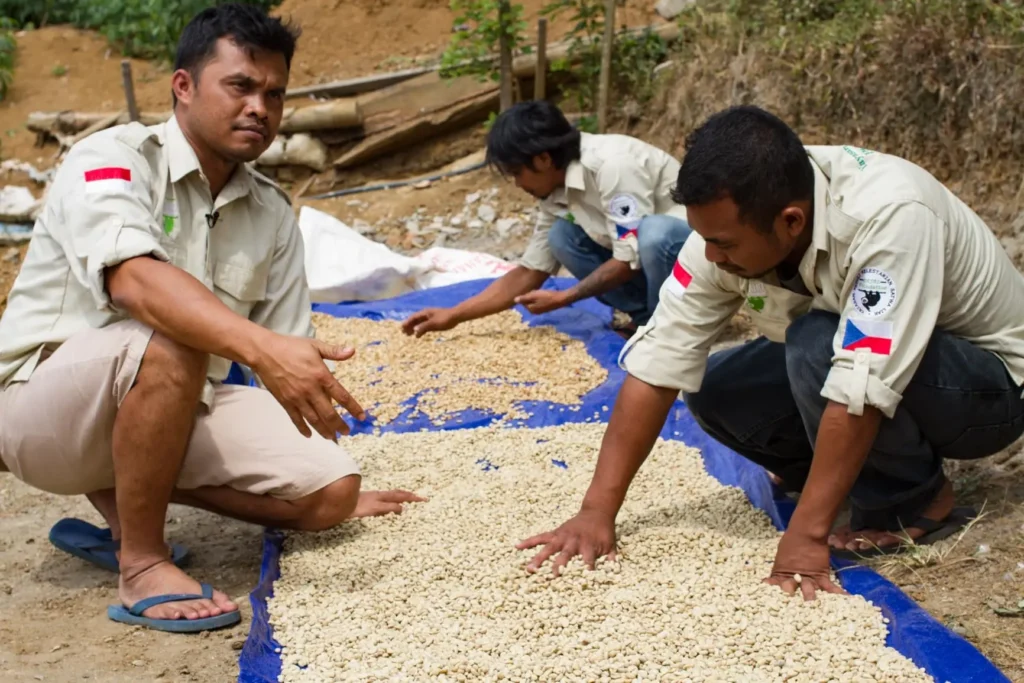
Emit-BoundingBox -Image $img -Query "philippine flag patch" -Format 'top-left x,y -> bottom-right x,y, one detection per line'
84,167 -> 132,195
664,260 -> 693,297
842,317 -> 893,355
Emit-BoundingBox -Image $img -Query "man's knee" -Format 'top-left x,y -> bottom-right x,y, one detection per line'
138,331 -> 209,398
292,475 -> 361,531
637,215 -> 691,266
784,310 -> 839,399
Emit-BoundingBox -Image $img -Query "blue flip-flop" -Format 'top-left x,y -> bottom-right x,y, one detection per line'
48,518 -> 189,573
107,583 -> 242,633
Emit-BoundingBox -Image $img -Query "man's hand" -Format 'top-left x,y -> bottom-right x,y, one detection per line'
250,334 -> 366,441
516,508 -> 618,576
514,289 -> 570,315
401,308 -> 459,337
765,529 -> 846,600
349,490 -> 427,518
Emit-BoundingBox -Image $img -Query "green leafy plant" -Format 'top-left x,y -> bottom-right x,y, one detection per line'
0,17 -> 15,102
0,0 -> 278,63
51,64 -> 67,77
440,0 -> 530,82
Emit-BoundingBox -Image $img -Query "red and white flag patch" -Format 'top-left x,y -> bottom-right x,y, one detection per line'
664,260 -> 692,297
84,167 -> 132,195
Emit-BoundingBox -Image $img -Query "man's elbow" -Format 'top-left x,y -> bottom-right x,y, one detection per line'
104,257 -> 152,313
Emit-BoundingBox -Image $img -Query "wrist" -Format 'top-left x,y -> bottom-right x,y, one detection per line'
785,511 -> 832,544
580,492 -> 621,521
238,326 -> 275,369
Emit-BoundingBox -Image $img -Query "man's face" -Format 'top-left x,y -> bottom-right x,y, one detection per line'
172,37 -> 288,163
509,153 -> 563,200
685,197 -> 806,279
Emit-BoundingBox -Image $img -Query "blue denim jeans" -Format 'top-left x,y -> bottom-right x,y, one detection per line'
683,310 -> 1024,529
547,215 -> 692,325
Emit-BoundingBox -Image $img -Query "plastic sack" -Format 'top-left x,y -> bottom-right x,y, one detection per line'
298,206 -> 515,303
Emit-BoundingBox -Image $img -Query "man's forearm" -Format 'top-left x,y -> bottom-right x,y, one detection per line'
787,400 -> 883,540
451,266 -> 550,322
107,257 -> 272,367
563,258 -> 634,305
581,375 -> 679,515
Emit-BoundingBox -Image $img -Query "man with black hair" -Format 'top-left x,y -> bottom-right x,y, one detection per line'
402,100 -> 692,337
519,105 -> 1024,599
0,3 -> 421,632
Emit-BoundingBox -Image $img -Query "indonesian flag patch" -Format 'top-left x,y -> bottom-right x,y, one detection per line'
664,260 -> 692,297
84,167 -> 132,195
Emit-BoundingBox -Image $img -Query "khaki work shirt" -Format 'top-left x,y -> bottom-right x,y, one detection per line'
519,132 -> 689,273
620,145 -> 1024,418
0,115 -> 312,407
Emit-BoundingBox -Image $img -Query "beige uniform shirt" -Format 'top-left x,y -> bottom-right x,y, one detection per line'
620,145 -> 1024,418
519,132 -> 689,273
0,115 -> 312,406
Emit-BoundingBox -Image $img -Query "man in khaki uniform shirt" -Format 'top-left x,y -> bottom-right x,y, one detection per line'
402,101 -> 692,338
0,5 -> 419,632
518,106 -> 1024,598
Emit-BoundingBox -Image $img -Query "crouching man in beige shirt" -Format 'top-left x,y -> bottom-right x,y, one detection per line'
0,4 -> 421,632
518,106 -> 1024,598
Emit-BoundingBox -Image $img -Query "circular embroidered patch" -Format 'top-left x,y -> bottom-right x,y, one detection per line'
851,267 -> 896,316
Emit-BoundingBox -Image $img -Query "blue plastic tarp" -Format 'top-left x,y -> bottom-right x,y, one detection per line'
237,277 -> 1008,683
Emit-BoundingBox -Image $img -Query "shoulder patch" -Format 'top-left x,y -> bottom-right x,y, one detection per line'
248,166 -> 292,206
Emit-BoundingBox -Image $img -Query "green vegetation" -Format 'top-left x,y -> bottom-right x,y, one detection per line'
648,0 -> 1024,183
441,0 -> 669,132
0,17 -> 14,102
0,0 -> 278,62
440,0 -> 530,82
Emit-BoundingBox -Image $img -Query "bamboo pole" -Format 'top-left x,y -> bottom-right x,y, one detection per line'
534,18 -> 548,100
597,0 -> 617,132
121,61 -> 140,123
498,0 -> 514,111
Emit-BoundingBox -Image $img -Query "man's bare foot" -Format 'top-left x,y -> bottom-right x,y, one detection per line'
828,479 -> 956,552
119,560 -> 237,621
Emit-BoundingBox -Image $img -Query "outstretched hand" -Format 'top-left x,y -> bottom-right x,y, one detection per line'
251,335 -> 366,441
764,530 -> 846,600
516,509 -> 618,576
350,490 -> 428,518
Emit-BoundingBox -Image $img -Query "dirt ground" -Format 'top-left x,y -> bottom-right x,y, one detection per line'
0,1 -> 1022,682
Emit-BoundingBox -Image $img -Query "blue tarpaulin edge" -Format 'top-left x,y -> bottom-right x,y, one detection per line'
237,278 -> 1008,683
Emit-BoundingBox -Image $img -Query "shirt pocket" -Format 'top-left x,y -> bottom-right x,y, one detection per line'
212,260 -> 269,319
743,282 -> 812,342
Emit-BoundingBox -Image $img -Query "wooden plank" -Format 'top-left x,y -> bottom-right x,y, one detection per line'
333,89 -> 499,169
285,66 -> 433,100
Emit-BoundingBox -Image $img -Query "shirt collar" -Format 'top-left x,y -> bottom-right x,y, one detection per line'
165,114 -> 262,207
796,157 -> 832,289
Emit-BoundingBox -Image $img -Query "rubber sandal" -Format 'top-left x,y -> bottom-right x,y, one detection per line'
831,506 -> 977,561
106,583 -> 241,633
48,518 -> 189,573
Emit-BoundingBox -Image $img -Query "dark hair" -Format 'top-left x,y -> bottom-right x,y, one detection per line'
485,100 -> 582,174
672,105 -> 814,232
173,3 -> 301,103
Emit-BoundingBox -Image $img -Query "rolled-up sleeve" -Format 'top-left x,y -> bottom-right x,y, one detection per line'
821,202 -> 945,418
597,155 -> 656,271
619,233 -> 742,392
518,206 -> 562,274
53,139 -> 167,312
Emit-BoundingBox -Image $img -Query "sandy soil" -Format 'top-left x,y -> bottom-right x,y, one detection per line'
0,3 -> 1021,682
